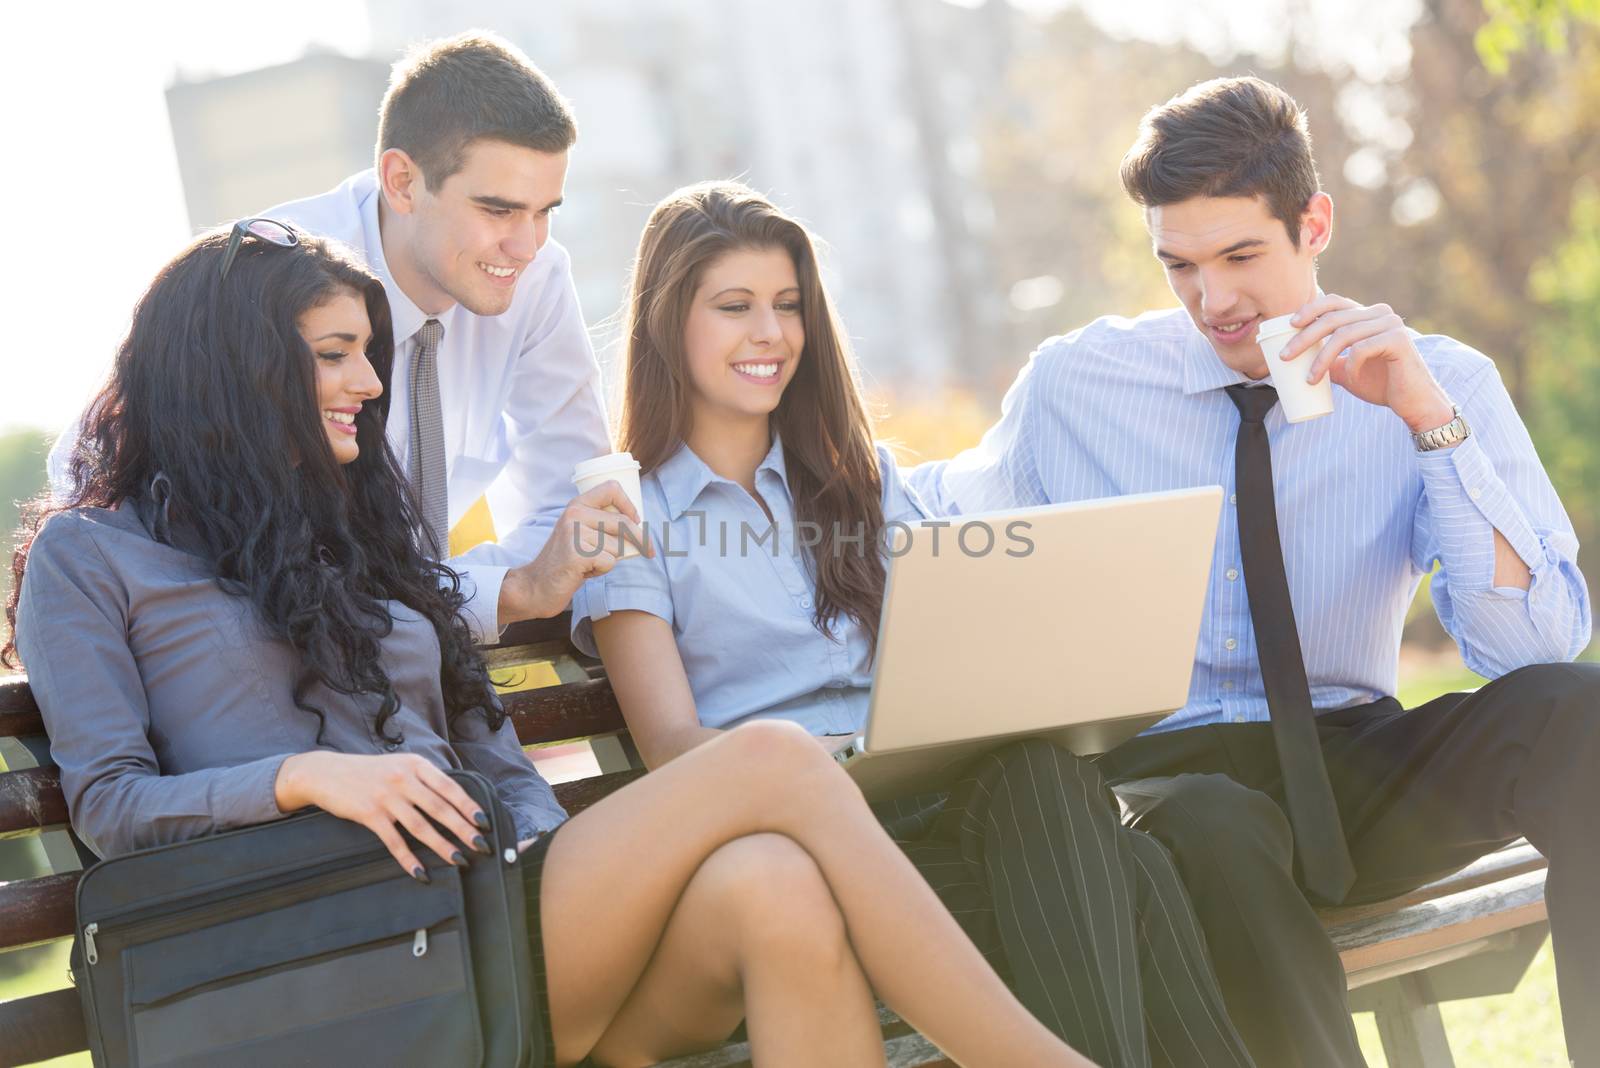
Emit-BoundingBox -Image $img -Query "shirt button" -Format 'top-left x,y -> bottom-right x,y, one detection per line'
1469,487 -> 1483,499
1232,714 -> 1247,724
1222,681 -> 1235,691
1225,637 -> 1238,651
1225,568 -> 1239,581
1229,493 -> 1237,505
800,596 -> 813,609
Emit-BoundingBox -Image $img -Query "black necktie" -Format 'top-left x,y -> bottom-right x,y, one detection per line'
1226,384 -> 1356,905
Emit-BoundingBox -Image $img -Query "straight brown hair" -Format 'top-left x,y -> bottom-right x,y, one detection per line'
617,181 -> 888,656
377,31 -> 577,189
1120,76 -> 1322,246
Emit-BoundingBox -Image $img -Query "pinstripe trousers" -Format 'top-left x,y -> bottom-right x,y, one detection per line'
874,737 -> 1254,1068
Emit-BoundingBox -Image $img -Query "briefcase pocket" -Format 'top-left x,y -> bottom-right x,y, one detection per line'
111,861 -> 482,1068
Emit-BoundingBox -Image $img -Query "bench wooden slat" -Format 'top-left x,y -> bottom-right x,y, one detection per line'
506,677 -> 627,746
0,678 -> 44,740
0,765 -> 67,839
494,616 -> 582,649
0,871 -> 80,951
1319,842 -> 1546,934
1332,870 -> 1548,976
551,768 -> 645,814
655,1005 -> 945,1068
0,676 -> 40,715
656,1032 -> 952,1068
0,988 -> 87,1068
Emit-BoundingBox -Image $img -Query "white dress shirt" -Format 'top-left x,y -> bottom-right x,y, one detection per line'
50,170 -> 613,640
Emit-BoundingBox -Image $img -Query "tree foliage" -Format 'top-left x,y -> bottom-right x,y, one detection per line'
0,429 -> 50,650
1477,0 -> 1600,71
1527,179 -> 1600,573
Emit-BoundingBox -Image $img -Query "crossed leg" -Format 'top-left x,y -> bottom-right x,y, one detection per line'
538,719 -> 1100,1068
587,834 -> 884,1068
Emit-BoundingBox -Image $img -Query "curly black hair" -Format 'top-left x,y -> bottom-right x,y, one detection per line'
5,226 -> 503,746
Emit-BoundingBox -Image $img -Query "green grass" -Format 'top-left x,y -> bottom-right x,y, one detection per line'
1354,937 -> 1566,1066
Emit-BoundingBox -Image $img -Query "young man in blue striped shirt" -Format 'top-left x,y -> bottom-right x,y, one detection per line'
913,76 -> 1596,1067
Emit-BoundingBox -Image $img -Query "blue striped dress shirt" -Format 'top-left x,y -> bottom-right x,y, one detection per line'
910,308 -> 1591,733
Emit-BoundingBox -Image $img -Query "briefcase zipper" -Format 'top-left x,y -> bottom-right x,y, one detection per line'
81,855 -> 398,967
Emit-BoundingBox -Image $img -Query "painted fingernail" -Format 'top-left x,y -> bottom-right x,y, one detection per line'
473,811 -> 490,831
450,850 -> 468,867
473,835 -> 491,855
412,865 -> 431,885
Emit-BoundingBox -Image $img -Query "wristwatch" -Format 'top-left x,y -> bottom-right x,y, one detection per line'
1413,405 -> 1471,452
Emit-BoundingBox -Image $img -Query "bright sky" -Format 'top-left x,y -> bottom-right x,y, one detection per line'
0,0 -> 1412,439
0,2 -> 370,439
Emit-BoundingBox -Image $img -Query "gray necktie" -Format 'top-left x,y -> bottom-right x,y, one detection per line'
408,319 -> 449,556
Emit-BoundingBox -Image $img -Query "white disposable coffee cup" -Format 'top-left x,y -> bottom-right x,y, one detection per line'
1256,314 -> 1334,423
572,452 -> 646,559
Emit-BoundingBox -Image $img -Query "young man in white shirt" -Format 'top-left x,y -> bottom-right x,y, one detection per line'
52,32 -> 639,638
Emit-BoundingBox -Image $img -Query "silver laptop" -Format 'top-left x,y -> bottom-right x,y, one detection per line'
839,486 -> 1223,800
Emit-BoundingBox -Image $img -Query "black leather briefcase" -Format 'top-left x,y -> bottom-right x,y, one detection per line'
71,769 -> 541,1068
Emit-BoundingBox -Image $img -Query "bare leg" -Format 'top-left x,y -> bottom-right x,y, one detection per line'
587,834 -> 884,1068
541,719 -> 1097,1068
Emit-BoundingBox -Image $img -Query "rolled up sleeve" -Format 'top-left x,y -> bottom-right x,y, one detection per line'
1413,365 -> 1590,675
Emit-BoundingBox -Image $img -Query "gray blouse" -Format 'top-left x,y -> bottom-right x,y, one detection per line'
14,502 -> 567,858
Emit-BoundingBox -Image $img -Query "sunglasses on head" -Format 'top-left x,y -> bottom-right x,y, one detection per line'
219,218 -> 299,280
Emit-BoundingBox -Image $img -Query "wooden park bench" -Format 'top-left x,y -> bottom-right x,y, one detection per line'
0,615 -> 1551,1067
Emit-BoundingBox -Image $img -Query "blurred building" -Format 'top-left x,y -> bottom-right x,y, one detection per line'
165,0 -> 1018,389
167,50 -> 390,230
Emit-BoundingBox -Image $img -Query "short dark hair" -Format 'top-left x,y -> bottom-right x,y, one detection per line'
377,31 -> 577,189
1120,76 -> 1321,247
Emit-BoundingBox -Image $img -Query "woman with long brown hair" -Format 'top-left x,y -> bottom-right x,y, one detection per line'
572,181 -> 1255,1068
8,222 -> 1094,1067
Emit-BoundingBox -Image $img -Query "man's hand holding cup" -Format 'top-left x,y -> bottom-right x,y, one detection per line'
1274,293 -> 1455,433
499,465 -> 651,623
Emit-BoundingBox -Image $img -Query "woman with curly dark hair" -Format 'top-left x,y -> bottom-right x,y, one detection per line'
6,222 -> 1093,1068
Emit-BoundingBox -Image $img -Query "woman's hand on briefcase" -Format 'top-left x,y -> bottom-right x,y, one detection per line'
274,751 -> 495,881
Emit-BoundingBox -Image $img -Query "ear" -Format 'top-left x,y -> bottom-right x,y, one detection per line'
1300,192 -> 1334,256
378,148 -> 423,216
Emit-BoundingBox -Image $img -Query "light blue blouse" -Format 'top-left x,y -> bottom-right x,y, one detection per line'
571,436 -> 926,734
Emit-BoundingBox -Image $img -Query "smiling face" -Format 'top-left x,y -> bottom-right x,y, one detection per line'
682,245 -> 805,433
383,138 -> 567,317
1150,192 -> 1331,377
300,289 -> 382,464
